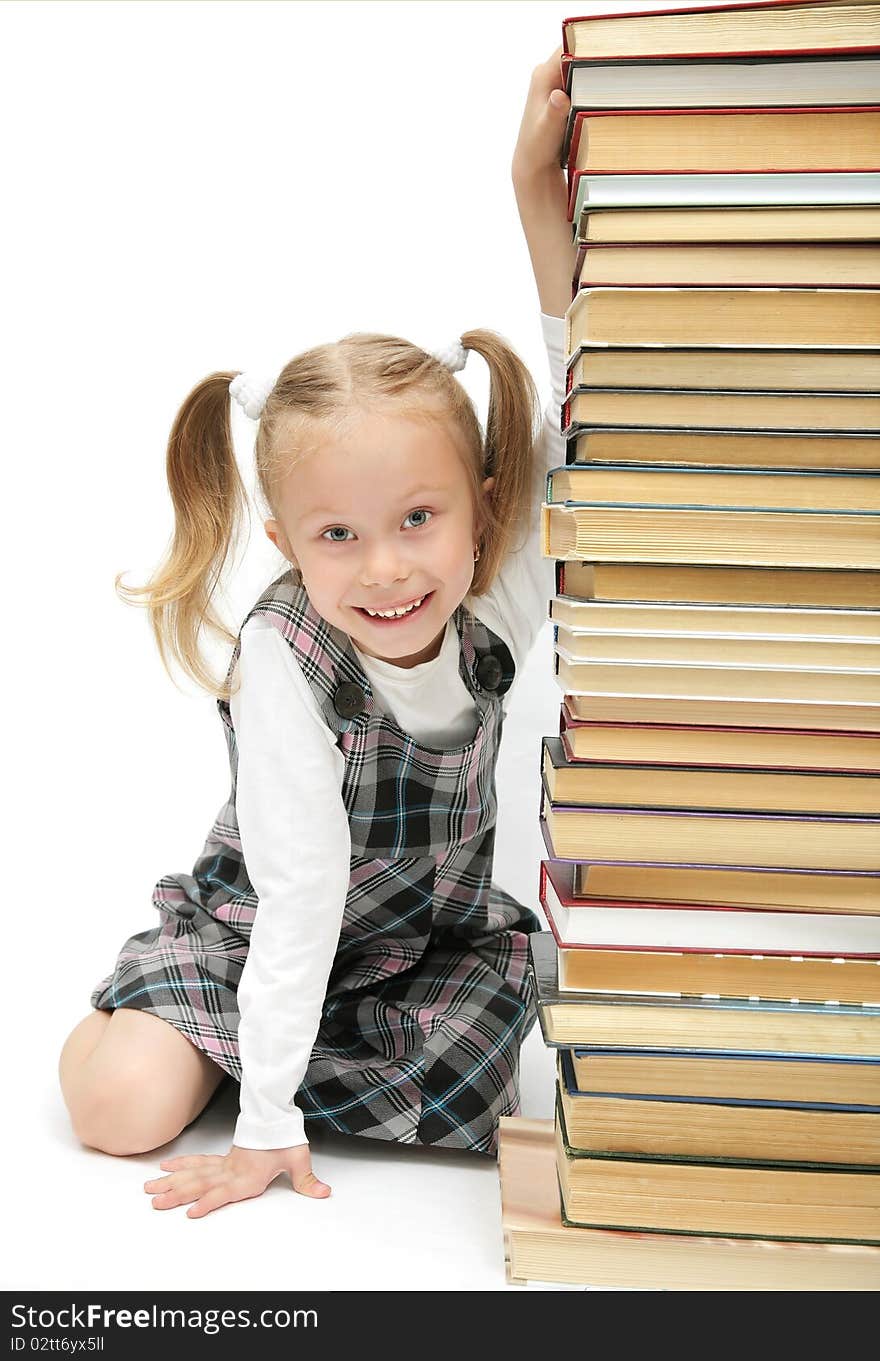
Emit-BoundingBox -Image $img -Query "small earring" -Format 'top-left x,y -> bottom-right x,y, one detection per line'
473,543 -> 481,563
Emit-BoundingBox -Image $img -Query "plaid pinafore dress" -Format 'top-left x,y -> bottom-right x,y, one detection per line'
91,570 -> 539,1155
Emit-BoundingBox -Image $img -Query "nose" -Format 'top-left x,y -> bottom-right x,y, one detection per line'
358,537 -> 410,589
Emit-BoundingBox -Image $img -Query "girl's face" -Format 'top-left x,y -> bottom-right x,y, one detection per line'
265,407 -> 493,669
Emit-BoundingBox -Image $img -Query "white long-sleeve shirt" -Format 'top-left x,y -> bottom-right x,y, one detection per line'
230,313 -> 566,1149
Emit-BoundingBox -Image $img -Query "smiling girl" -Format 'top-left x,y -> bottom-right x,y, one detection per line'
58,49 -> 575,1219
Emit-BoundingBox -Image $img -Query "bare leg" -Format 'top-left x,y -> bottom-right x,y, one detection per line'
58,1009 -> 112,1102
58,1008 -> 227,1156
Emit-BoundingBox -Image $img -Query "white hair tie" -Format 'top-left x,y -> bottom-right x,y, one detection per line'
431,340 -> 469,373
229,340 -> 468,422
229,371 -> 277,420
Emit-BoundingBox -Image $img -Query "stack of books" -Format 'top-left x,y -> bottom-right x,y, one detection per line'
498,0 -> 880,1290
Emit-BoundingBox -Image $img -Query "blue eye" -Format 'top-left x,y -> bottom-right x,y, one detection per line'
321,526 -> 354,542
404,509 -> 432,529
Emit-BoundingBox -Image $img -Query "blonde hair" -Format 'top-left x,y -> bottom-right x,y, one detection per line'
117,329 -> 541,701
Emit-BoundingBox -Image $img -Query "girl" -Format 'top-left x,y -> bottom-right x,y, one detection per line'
58,50 -> 576,1219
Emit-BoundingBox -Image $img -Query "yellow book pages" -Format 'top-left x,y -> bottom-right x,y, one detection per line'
563,4 -> 880,60
565,388 -> 880,431
560,560 -> 880,606
554,1113 -> 880,1241
561,721 -> 880,772
539,997 -> 878,1053
550,595 -> 880,638
569,1051 -> 880,1105
542,802 -> 879,869
566,429 -> 880,470
571,110 -> 880,173
556,1054 -> 880,1161
575,862 -> 879,912
498,1119 -> 880,1289
554,652 -> 880,704
562,689 -> 880,731
556,947 -> 880,1006
564,288 -> 880,349
576,244 -> 880,288
549,465 -> 880,512
542,741 -> 880,815
542,503 -> 880,569
567,347 -> 880,391
554,625 -> 879,671
578,204 -> 880,244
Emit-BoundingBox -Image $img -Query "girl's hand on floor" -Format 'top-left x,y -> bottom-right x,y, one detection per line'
143,1142 -> 330,1218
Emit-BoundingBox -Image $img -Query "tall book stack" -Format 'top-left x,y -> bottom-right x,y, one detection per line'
498,0 -> 880,1290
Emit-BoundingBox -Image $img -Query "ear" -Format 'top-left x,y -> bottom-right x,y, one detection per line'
264,518 -> 298,568
481,475 -> 495,498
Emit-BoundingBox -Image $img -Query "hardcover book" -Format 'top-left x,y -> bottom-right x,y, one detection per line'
498,1118 -> 880,1289
565,348 -> 880,393
549,925 -> 880,1004
542,501 -> 880,569
568,1046 -> 880,1107
566,106 -> 880,174
539,853 -> 880,960
574,201 -> 880,244
572,242 -> 880,290
563,387 -> 880,431
570,858 -> 880,912
557,701 -> 880,772
555,559 -> 880,608
553,622 -> 879,672
547,463 -> 880,512
528,930 -> 880,1053
560,687 -> 880,733
539,785 -> 880,870
568,170 -> 880,223
555,1048 -> 880,1165
541,732 -> 880,815
562,3 -> 880,61
564,285 -> 880,349
564,428 -> 880,471
554,1090 -> 880,1242
563,56 -> 880,120
550,595 -> 880,642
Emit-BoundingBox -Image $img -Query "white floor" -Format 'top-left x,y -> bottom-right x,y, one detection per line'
13,1026 -> 565,1293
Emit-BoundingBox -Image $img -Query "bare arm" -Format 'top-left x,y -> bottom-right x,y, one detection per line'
511,47 -> 578,320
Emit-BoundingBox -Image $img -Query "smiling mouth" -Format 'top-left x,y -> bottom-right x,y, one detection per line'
353,592 -> 434,624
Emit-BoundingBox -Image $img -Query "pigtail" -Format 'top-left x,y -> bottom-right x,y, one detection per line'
115,372 -> 250,701
459,329 -> 541,595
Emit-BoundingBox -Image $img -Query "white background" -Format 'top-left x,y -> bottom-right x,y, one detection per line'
2,0 -> 732,1293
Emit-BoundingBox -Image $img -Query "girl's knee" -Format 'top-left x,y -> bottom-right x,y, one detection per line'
62,1007 -> 225,1157
70,1086 -> 179,1157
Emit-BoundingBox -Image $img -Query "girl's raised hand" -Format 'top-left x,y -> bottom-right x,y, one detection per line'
510,45 -> 578,319
511,45 -> 570,186
143,1142 -> 330,1218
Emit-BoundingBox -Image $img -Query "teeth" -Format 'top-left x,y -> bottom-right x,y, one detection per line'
364,596 -> 424,618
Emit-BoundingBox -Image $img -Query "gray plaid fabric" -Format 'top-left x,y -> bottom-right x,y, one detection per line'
91,569 -> 539,1155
